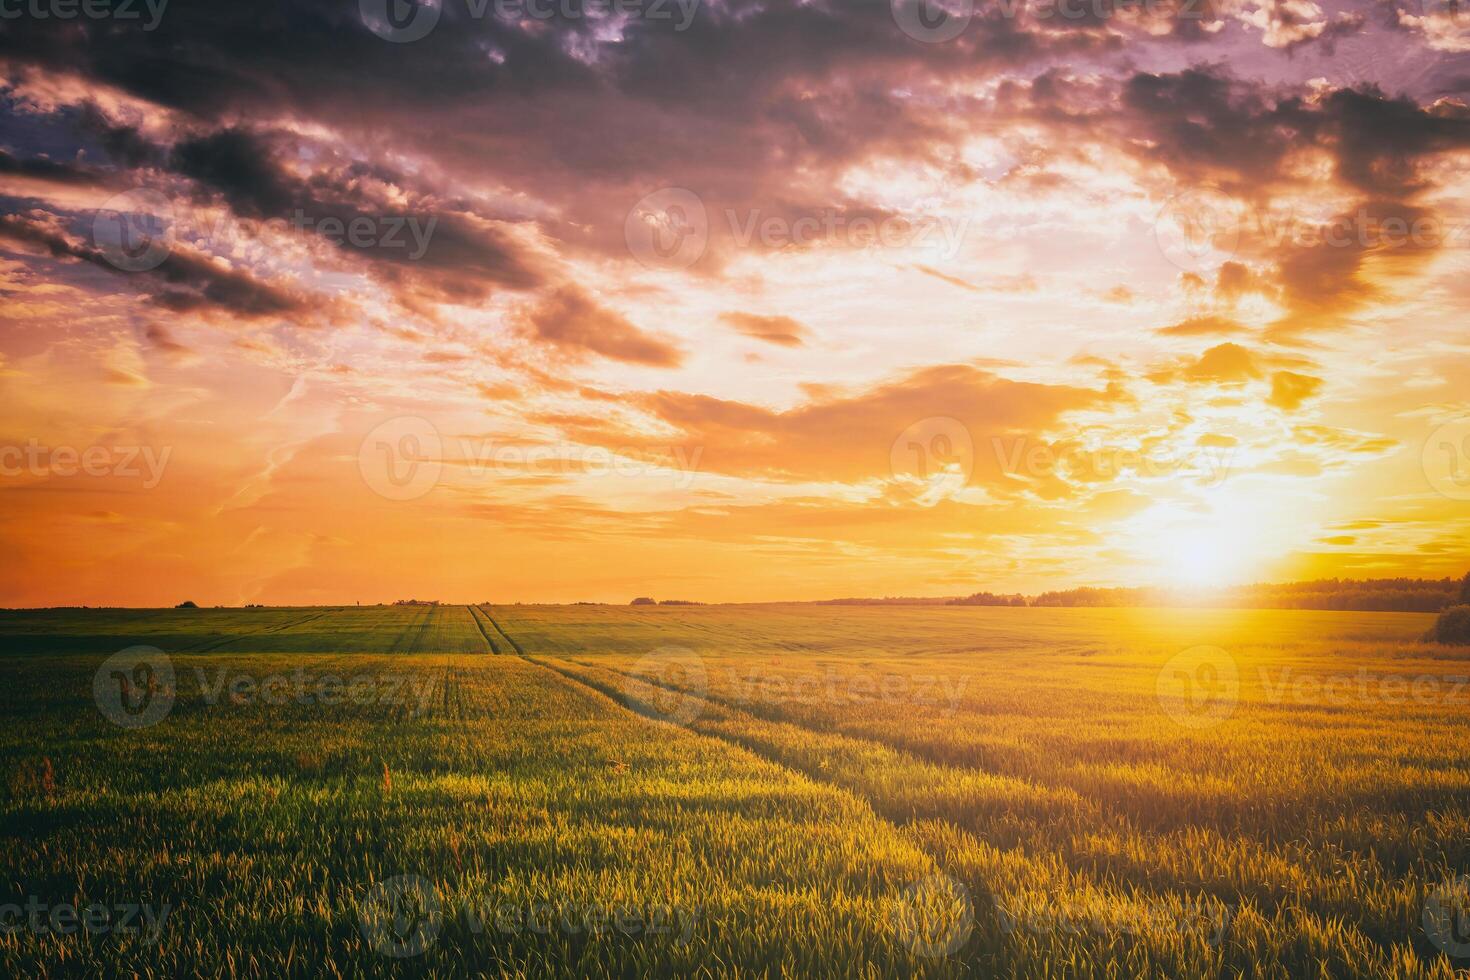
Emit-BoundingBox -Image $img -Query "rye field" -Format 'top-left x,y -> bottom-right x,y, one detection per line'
1,603 -> 1468,977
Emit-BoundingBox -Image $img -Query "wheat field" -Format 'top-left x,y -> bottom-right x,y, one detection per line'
1,603 -> 1467,977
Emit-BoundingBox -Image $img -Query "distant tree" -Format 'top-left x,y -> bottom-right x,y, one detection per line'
1426,605 -> 1470,645
1460,571 -> 1470,605
949,592 -> 1027,607
630,597 -> 656,605
176,600 -> 198,608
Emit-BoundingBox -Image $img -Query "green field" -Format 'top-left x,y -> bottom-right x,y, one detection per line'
2,604 -> 1468,977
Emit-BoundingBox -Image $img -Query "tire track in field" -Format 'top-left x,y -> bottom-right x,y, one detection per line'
484,616 -> 997,933
506,644 -> 1014,971
488,615 -> 951,820
181,611 -> 328,653
566,652 -> 1084,832
464,605 -> 502,653
477,646 -> 1420,979
494,618 -> 936,837
474,606 -> 524,654
492,614 -> 1044,844
553,652 -> 1418,974
387,604 -> 433,653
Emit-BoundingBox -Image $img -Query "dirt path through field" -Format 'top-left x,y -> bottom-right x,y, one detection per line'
465,604 -> 502,653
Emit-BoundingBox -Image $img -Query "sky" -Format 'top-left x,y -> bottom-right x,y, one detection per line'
2,0 -> 1470,605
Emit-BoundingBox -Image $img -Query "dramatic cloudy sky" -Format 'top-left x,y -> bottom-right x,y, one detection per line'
2,0 -> 1469,604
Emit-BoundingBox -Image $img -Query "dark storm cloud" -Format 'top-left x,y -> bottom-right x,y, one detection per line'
0,1 -> 1117,238
5,1 -> 1467,345
0,205 -> 316,318
1120,68 -> 1470,220
167,127 -> 541,303
996,65 -> 1470,332
0,149 -> 97,185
